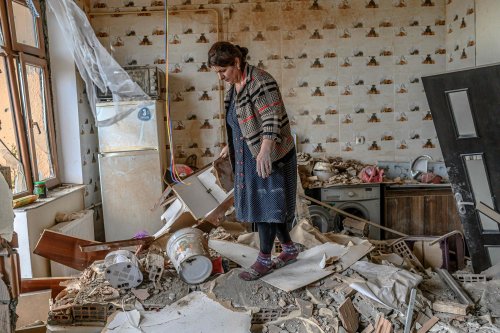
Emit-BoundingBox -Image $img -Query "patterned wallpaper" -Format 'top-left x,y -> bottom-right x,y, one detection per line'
87,0 -> 459,166
445,0 -> 475,70
90,8 -> 224,168
76,75 -> 104,241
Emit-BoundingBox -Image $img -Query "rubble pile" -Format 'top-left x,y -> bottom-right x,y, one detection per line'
45,220 -> 500,333
297,153 -> 371,188
48,248 -> 190,325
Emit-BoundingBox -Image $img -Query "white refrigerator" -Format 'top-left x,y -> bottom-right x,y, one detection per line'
96,101 -> 167,241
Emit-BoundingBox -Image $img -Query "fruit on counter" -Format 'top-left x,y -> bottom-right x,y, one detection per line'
12,195 -> 38,208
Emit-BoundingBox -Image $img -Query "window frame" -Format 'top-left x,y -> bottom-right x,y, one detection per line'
5,0 -> 45,57
0,0 -> 59,198
0,52 -> 33,197
18,52 -> 59,188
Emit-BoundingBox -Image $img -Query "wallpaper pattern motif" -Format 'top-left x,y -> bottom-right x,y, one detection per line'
88,0 -> 455,165
445,0 -> 476,71
76,76 -> 104,241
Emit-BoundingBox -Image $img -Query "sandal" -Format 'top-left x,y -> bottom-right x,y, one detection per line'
238,263 -> 274,281
272,253 -> 298,269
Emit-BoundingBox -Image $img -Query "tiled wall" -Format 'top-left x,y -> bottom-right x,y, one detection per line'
88,0 -> 455,165
445,0 -> 475,70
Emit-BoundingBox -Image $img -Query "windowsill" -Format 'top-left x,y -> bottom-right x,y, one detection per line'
13,184 -> 86,212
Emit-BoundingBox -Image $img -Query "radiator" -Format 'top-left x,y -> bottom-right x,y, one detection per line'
49,209 -> 95,277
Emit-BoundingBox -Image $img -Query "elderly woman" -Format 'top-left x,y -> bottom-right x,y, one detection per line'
208,41 -> 298,280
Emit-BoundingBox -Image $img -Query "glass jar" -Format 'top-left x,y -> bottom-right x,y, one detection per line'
33,181 -> 47,198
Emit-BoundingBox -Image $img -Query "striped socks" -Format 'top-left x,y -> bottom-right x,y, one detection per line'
256,252 -> 272,268
282,241 -> 298,255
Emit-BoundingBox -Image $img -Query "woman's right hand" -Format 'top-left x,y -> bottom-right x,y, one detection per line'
219,145 -> 229,158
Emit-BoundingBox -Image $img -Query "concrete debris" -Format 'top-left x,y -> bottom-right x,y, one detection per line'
44,219 -> 500,333
297,154 -> 368,188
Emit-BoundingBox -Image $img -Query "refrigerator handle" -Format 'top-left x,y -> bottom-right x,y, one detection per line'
98,148 -> 159,158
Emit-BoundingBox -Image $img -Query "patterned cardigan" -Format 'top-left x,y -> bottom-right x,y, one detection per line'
224,64 -> 295,166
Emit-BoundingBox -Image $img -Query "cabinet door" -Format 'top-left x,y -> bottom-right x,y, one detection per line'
424,194 -> 463,235
385,196 -> 425,235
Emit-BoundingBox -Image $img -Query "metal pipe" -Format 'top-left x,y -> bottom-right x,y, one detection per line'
299,193 -> 408,237
435,268 -> 474,306
404,288 -> 417,333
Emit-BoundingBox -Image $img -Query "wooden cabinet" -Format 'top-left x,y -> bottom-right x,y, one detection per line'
384,186 -> 463,236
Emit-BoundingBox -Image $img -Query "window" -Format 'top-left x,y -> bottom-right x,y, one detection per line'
0,0 -> 58,197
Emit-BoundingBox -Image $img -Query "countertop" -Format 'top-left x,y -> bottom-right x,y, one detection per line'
309,182 -> 452,190
383,182 -> 451,189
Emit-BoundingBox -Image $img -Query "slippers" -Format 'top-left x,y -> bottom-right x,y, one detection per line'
238,264 -> 274,281
272,253 -> 298,269
272,257 -> 297,269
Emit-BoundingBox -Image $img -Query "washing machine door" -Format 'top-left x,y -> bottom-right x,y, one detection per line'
307,205 -> 336,233
332,201 -> 370,232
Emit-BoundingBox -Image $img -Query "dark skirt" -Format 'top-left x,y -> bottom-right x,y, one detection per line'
227,91 -> 297,223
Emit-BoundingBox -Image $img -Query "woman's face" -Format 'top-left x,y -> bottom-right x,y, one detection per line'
211,58 -> 242,84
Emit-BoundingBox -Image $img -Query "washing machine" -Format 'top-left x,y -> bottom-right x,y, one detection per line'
318,184 -> 381,239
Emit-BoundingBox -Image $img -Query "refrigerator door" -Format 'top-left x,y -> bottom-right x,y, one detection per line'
99,149 -> 164,241
96,101 -> 163,152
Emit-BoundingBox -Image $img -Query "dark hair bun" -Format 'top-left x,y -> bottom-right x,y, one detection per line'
235,45 -> 249,59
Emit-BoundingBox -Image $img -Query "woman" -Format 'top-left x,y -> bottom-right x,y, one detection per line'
208,41 -> 298,281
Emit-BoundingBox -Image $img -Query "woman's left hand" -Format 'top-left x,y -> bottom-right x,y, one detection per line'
257,139 -> 274,178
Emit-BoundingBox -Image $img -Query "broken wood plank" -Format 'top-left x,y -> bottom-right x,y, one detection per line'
343,217 -> 369,237
361,324 -> 375,333
415,312 -> 431,326
432,301 -> 470,315
334,282 -> 356,301
33,230 -> 107,271
338,298 -> 359,333
300,194 -> 408,237
79,236 -> 155,252
0,251 -> 20,299
20,278 -> 70,299
374,314 -> 393,333
417,316 -> 439,333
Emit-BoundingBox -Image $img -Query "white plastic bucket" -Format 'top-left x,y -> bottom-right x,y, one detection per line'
166,228 -> 212,284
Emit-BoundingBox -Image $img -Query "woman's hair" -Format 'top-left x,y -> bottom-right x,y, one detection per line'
208,41 -> 248,68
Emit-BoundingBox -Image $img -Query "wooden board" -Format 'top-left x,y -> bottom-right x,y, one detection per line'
20,277 -> 69,299
432,301 -> 469,315
79,236 -> 155,252
417,316 -> 439,333
338,298 -> 359,333
33,230 -> 107,271
209,239 -> 373,292
374,314 -> 393,333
